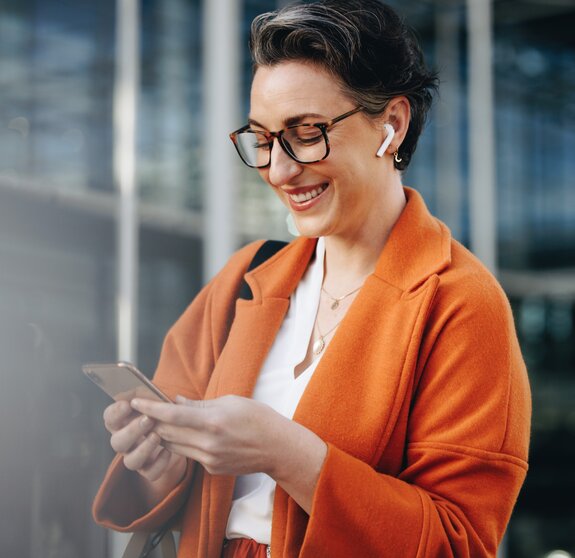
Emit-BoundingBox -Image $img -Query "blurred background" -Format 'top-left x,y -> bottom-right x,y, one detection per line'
0,0 -> 574,556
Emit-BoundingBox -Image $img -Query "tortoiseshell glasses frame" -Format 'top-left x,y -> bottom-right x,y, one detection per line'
229,106 -> 363,169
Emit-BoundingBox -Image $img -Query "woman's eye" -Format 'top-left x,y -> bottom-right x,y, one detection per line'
298,135 -> 322,145
293,128 -> 322,145
252,135 -> 270,149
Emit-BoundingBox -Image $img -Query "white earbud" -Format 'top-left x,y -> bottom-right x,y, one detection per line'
376,124 -> 395,158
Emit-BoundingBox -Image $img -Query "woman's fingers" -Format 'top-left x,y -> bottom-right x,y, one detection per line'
131,395 -> 283,476
131,398 -> 206,428
110,413 -> 156,454
127,395 -> 288,477
153,422 -> 201,445
103,400 -> 135,433
123,431 -> 162,471
137,447 -> 173,481
103,399 -> 189,487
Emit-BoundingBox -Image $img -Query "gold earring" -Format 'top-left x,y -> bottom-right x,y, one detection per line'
394,151 -> 402,163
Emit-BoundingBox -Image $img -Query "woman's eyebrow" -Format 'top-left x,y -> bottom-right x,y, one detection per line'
248,112 -> 325,129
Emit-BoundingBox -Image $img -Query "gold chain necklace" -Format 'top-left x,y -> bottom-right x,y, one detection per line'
321,284 -> 363,310
314,280 -> 365,354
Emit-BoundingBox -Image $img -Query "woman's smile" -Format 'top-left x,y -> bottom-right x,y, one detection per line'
282,183 -> 330,211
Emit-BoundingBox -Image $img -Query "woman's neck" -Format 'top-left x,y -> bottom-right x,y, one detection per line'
322,185 -> 406,294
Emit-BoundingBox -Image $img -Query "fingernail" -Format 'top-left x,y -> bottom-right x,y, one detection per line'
140,415 -> 152,429
131,399 -> 141,409
175,395 -> 186,404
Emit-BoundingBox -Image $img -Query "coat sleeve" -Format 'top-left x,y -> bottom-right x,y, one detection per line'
92,241 -> 265,532
300,269 -> 531,558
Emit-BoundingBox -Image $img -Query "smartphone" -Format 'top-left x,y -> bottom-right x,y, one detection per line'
82,361 -> 172,403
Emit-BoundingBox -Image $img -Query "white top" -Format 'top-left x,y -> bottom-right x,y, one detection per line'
224,237 -> 326,544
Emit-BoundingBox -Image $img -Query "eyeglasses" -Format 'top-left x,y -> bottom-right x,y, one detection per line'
229,106 -> 363,169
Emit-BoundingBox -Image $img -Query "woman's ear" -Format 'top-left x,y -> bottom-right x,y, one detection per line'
378,96 -> 410,156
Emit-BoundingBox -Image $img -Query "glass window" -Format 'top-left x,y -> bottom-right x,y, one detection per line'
0,0 -> 116,192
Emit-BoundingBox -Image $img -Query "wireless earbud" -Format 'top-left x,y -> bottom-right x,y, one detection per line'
376,124 -> 395,158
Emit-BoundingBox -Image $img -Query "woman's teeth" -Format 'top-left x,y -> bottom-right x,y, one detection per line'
289,185 -> 327,203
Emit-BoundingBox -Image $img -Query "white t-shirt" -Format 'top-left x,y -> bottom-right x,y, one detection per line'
225,237 -> 326,544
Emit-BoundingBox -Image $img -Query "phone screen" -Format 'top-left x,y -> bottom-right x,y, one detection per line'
82,362 -> 172,403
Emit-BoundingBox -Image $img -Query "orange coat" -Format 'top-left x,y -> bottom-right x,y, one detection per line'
93,188 -> 531,557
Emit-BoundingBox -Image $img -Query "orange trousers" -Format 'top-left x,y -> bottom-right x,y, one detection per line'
221,538 -> 269,558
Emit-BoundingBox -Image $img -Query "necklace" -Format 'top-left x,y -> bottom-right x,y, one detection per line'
312,317 -> 345,356
321,284 -> 363,310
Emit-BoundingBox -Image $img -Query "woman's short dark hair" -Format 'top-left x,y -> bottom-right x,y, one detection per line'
249,0 -> 438,170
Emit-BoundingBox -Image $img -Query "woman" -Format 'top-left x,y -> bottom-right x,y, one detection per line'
93,1 -> 531,557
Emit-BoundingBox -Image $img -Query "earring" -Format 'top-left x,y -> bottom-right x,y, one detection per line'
394,151 -> 403,163
376,124 -> 395,158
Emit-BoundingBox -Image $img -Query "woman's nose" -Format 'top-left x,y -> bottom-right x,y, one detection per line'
266,139 -> 303,187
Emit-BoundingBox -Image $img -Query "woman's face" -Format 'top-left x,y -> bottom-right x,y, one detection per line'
249,61 -> 394,240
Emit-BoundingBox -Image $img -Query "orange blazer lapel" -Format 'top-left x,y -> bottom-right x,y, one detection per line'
205,236 -> 317,400
199,237 -> 316,558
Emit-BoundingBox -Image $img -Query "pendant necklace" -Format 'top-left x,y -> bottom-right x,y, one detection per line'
312,318 -> 344,356
322,284 -> 363,311
314,280 -> 365,354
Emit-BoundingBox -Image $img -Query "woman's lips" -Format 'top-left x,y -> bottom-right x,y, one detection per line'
285,184 -> 329,212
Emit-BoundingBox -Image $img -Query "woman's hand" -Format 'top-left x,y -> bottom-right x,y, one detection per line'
103,400 -> 187,494
130,395 -> 280,477
131,395 -> 328,513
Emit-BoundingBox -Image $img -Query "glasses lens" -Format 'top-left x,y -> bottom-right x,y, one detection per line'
235,130 -> 270,168
283,125 -> 327,163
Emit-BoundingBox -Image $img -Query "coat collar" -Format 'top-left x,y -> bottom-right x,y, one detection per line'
245,187 -> 452,300
373,187 -> 452,291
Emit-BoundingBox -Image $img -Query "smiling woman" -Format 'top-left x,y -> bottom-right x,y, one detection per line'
93,2 -> 531,557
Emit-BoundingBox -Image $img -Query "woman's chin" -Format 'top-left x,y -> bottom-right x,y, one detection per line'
290,216 -> 332,239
